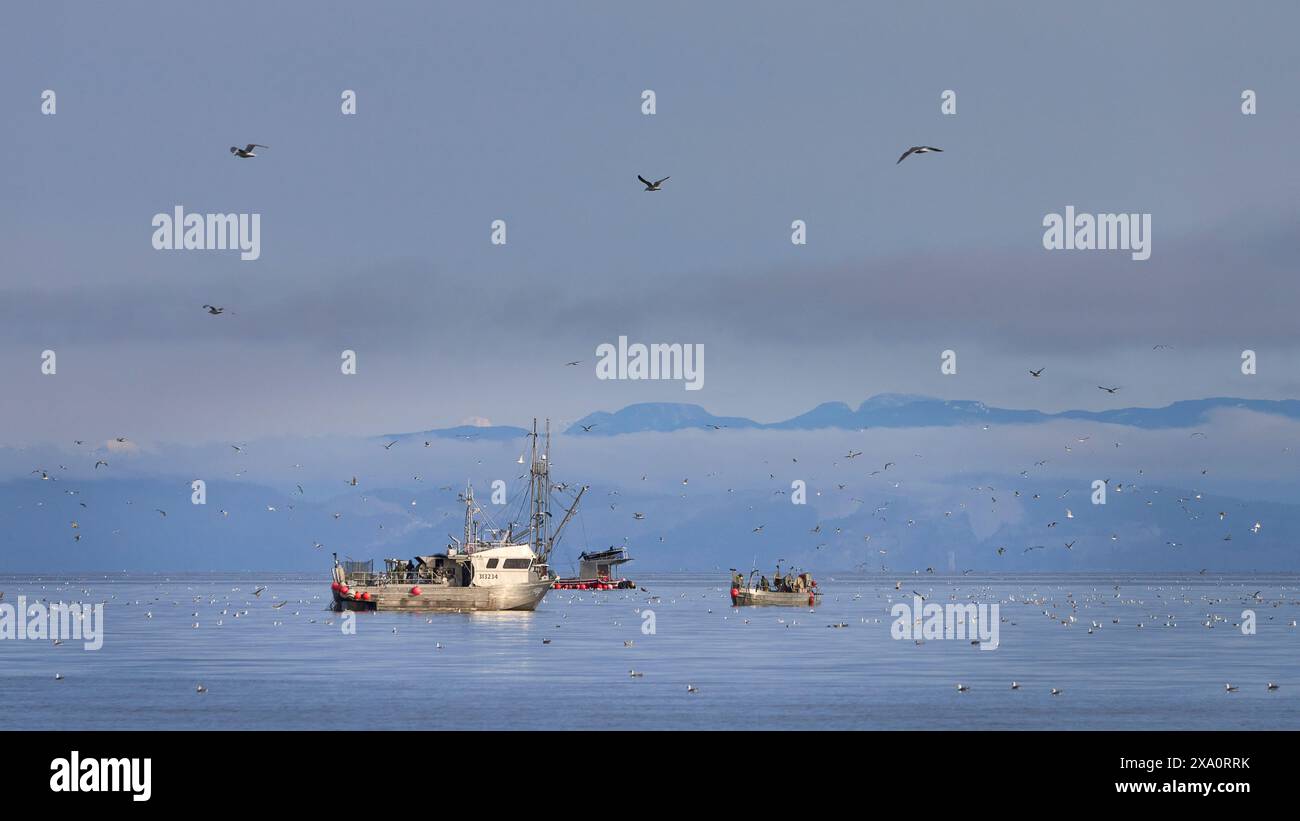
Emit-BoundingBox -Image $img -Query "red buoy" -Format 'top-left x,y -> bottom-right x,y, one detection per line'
410,586 -> 422,596
339,584 -> 349,595
331,582 -> 341,592
361,591 -> 371,601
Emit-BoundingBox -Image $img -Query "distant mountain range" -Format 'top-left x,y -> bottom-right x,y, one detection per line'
8,393 -> 1298,573
388,395 -> 1300,439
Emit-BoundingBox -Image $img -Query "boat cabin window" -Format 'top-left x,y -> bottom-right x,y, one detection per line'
485,558 -> 499,568
502,558 -> 531,570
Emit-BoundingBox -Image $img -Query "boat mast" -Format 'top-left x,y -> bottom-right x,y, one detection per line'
523,418 -> 581,565
463,484 -> 477,547
529,418 -> 549,557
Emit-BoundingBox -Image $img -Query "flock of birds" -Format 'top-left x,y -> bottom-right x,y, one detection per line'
28,137 -> 1274,572
559,365 -> 1275,575
16,348 -> 1278,578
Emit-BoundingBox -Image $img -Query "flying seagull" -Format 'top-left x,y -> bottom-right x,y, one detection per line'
1029,368 -> 1045,378
230,143 -> 269,158
638,175 -> 669,191
897,146 -> 943,164
202,305 -> 225,315
1097,385 -> 1121,394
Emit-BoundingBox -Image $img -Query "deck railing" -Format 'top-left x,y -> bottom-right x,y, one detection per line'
345,570 -> 447,587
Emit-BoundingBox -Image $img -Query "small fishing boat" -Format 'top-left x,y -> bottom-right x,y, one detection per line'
731,587 -> 820,607
553,546 -> 636,590
729,566 -> 820,607
330,419 -> 586,612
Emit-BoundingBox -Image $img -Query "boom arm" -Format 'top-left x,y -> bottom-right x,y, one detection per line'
545,484 -> 587,561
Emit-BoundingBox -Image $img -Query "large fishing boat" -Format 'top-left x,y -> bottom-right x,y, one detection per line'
330,420 -> 586,612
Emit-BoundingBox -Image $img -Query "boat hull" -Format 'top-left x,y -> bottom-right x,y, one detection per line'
730,588 -> 820,607
553,578 -> 636,590
333,579 -> 553,612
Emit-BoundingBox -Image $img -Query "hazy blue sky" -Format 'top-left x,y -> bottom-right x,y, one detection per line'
4,1 -> 1299,444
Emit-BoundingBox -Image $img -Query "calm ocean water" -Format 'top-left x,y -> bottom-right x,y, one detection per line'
0,572 -> 1296,730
